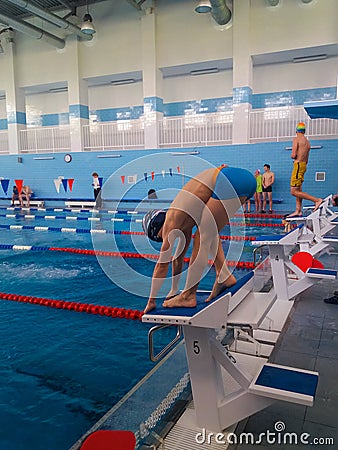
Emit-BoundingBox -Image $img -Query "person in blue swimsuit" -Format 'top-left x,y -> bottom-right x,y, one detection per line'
142,165 -> 256,313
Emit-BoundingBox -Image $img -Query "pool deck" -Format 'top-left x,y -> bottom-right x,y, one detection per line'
232,252 -> 338,449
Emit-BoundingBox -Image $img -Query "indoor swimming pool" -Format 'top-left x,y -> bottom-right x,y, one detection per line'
0,206 -> 284,450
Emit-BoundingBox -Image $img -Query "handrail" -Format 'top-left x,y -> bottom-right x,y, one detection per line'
253,244 -> 267,267
148,324 -> 183,362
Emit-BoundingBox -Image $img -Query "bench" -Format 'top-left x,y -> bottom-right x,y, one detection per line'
12,199 -> 45,208
65,201 -> 96,209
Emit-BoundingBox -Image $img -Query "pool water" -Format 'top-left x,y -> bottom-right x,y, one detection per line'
0,208 -> 283,450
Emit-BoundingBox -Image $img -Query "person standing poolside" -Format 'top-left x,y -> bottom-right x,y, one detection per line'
288,122 -> 322,217
92,172 -> 102,208
142,166 -> 256,313
254,169 -> 263,213
262,164 -> 274,213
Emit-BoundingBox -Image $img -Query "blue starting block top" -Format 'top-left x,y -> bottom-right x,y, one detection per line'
306,268 -> 337,279
142,271 -> 254,327
255,364 -> 318,398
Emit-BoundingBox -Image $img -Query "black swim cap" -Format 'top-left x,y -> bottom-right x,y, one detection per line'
142,209 -> 166,242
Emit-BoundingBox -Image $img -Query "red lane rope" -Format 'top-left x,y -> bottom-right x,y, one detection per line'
234,213 -> 284,219
48,247 -> 255,269
0,292 -> 144,321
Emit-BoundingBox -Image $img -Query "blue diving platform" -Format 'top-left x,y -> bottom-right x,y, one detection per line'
250,363 -> 318,406
304,99 -> 338,119
142,271 -> 254,327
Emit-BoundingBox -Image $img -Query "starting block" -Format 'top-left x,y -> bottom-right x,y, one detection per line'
143,284 -> 318,432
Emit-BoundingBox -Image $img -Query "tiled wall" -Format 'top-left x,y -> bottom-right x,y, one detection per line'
0,86 -> 332,128
0,140 -> 336,210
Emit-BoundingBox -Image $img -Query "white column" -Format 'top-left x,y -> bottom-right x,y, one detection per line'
232,0 -> 252,144
3,31 -> 26,154
141,8 -> 163,149
67,36 -> 89,152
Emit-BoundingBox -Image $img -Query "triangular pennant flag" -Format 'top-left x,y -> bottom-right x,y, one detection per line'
1,179 -> 10,195
15,179 -> 23,194
162,170 -> 165,178
98,177 -> 103,187
53,178 -> 62,194
121,175 -> 125,185
61,179 -> 68,192
169,168 -> 173,176
177,166 -> 180,173
68,178 -> 74,192
151,171 -> 155,181
144,172 -> 148,182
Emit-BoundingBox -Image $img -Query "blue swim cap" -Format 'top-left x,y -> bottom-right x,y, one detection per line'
142,209 -> 166,242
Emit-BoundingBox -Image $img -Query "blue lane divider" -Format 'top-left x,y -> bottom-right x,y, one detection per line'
0,224 -> 112,234
0,212 -> 143,223
0,206 -> 144,215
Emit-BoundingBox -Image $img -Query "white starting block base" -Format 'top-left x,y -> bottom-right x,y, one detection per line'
143,289 -> 318,432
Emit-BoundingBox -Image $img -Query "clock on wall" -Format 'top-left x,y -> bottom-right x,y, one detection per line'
64,154 -> 72,163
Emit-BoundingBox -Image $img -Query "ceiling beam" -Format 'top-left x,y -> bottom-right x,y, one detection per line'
0,12 -> 65,48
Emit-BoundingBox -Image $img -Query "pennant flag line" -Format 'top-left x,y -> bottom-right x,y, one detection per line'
0,179 -> 9,195
68,178 -> 74,192
61,179 -> 68,192
53,178 -> 62,193
15,179 -> 23,194
121,175 -> 125,185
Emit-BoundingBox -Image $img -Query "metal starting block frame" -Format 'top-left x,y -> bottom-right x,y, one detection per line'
285,195 -> 338,256
252,224 -> 337,301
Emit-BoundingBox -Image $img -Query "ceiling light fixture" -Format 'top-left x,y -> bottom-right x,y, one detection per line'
190,68 -> 219,76
81,0 -> 96,35
111,79 -> 136,85
195,0 -> 212,13
293,54 -> 327,63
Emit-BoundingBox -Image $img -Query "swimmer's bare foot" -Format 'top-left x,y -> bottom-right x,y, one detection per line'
144,299 -> 156,314
163,292 -> 196,308
313,199 -> 323,212
286,211 -> 302,218
206,274 -> 237,303
165,290 -> 179,300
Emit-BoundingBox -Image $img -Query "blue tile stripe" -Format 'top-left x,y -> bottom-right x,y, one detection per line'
0,119 -> 7,130
252,87 -> 336,109
69,104 -> 89,120
144,96 -> 164,113
233,86 -> 253,105
91,106 -> 144,122
7,111 -> 26,125
163,97 -> 233,117
15,85 -> 338,126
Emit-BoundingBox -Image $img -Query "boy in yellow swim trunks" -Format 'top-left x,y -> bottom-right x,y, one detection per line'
288,122 -> 322,217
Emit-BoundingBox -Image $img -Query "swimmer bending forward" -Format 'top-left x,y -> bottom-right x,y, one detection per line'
142,166 -> 256,313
